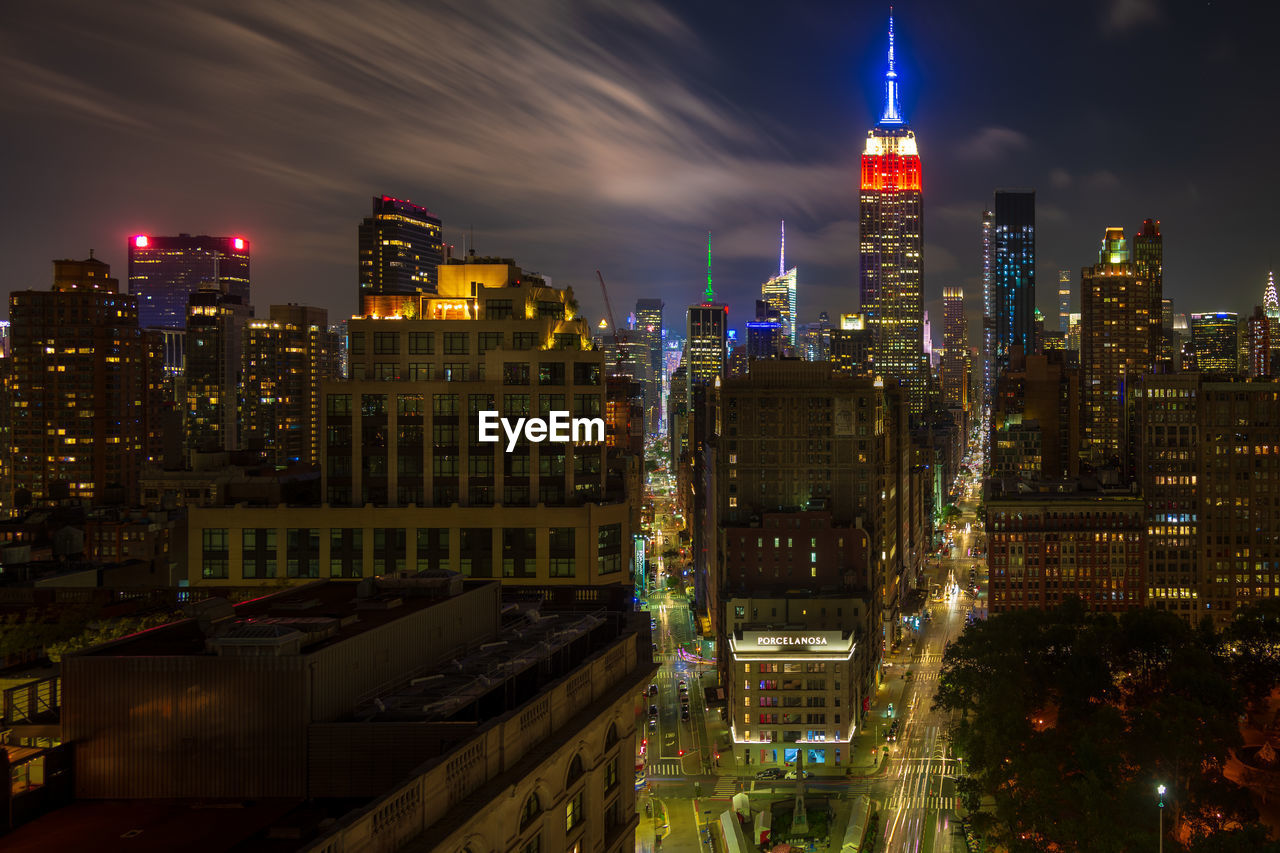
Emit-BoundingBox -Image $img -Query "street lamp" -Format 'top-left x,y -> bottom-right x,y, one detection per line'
1157,784 -> 1166,853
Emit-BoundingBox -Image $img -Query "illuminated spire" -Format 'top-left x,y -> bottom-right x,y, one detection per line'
705,231 -> 714,302
779,220 -> 786,276
1266,271 -> 1278,312
879,7 -> 904,126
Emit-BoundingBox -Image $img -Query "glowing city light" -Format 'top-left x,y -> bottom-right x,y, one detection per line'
233,237 -> 245,250
134,235 -> 148,248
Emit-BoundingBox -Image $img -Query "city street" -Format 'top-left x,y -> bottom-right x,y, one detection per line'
637,422 -> 987,853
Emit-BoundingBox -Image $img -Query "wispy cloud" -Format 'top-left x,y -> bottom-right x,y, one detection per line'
954,127 -> 1030,162
1101,0 -> 1163,35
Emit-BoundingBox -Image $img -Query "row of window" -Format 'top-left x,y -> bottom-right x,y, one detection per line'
328,391 -> 602,418
202,524 -> 623,580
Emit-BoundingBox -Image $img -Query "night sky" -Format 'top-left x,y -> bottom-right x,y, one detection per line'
3,0 -> 1277,340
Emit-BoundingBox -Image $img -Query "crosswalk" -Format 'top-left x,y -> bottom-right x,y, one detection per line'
913,651 -> 943,664
885,794 -> 956,812
910,670 -> 940,683
647,760 -> 684,777
713,776 -> 739,796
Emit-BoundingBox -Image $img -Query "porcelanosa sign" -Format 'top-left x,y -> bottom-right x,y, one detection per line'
739,631 -> 847,652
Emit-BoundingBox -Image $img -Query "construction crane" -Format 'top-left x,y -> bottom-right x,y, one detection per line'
596,270 -> 620,348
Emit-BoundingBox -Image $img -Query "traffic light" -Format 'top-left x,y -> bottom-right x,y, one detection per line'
678,749 -> 685,756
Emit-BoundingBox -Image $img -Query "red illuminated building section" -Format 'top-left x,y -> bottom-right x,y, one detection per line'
859,152 -> 921,192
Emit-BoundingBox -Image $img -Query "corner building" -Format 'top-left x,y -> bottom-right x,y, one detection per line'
188,257 -> 638,589
711,361 -> 913,769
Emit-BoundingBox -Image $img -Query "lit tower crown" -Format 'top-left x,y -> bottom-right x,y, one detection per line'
880,8 -> 903,126
858,7 -> 925,412
1266,271 -> 1279,313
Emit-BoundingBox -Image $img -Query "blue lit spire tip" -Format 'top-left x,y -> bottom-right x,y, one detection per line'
879,6 -> 905,126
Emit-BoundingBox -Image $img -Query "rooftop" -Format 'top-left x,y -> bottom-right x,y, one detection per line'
76,575 -> 473,658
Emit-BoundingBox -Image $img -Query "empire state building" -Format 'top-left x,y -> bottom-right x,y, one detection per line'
859,12 -> 926,413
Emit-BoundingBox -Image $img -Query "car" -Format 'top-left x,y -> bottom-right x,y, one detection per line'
681,706 -> 690,721
649,704 -> 658,718
648,683 -> 658,696
677,679 -> 687,689
648,718 -> 658,732
784,769 -> 811,779
755,768 -> 784,780
678,684 -> 688,695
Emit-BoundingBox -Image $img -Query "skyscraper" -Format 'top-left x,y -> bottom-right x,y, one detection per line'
635,298 -> 664,433
11,255 -> 159,504
1265,272 -> 1280,373
357,195 -> 443,317
981,209 -> 995,400
186,286 -> 252,453
761,221 -> 798,349
859,12 -> 925,413
1057,270 -> 1071,333
991,190 -> 1036,371
686,233 -> 728,410
128,233 -> 251,330
1189,312 -> 1239,374
940,287 -> 969,410
242,305 -> 341,468
1245,306 -> 1272,378
1081,226 -> 1159,464
746,300 -> 783,360
1132,219 -> 1164,362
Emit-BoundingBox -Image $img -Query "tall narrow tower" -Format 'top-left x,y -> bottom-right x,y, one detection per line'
762,220 -> 798,348
859,10 -> 925,412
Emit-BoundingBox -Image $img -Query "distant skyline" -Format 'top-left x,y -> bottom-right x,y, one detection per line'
3,0 -> 1280,343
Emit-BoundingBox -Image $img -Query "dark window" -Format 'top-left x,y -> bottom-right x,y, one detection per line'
485,299 -> 513,320
444,332 -> 469,354
460,528 -> 493,577
504,363 -> 531,385
327,394 -> 352,416
478,331 -> 503,353
373,332 -> 399,354
573,363 -> 601,385
409,331 -> 434,355
513,332 -> 537,350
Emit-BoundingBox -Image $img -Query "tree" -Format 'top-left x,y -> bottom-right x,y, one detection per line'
1222,599 -> 1280,711
934,598 -> 1270,851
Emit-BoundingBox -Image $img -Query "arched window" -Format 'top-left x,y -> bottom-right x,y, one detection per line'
520,792 -> 541,830
565,753 -> 584,786
604,723 -> 619,751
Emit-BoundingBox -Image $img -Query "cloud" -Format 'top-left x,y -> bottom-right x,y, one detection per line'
954,127 -> 1030,162
1083,169 -> 1120,191
1102,0 -> 1163,35
1049,168 -> 1071,189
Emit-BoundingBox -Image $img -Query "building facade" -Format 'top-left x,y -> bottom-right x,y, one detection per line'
1189,312 -> 1239,374
1080,225 -> 1159,464
185,288 -> 251,453
940,287 -> 969,410
991,190 -> 1036,373
1133,374 -> 1280,625
128,233 -> 250,330
357,195 -> 443,316
635,298 -> 664,433
241,304 -> 341,467
10,256 -> 159,505
986,482 -> 1145,613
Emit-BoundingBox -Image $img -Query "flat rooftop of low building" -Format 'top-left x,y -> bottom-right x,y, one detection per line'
76,575 -> 486,658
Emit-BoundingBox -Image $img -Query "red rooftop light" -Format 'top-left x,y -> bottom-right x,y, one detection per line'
134,235 -> 149,248
233,237 -> 245,250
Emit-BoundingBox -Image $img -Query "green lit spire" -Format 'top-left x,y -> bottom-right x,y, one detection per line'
705,230 -> 714,302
